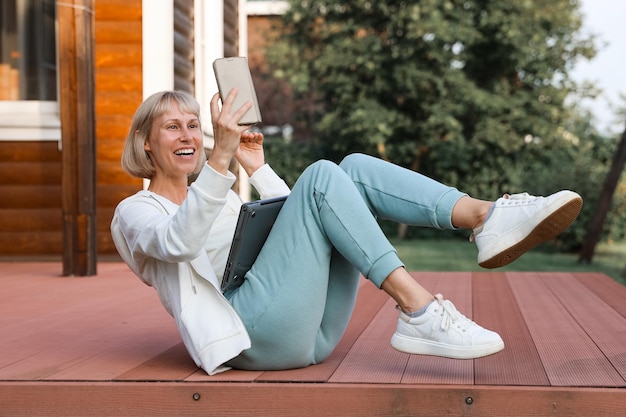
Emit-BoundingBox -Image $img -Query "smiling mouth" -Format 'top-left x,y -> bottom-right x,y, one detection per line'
174,149 -> 195,156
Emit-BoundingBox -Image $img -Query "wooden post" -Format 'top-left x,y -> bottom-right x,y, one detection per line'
57,0 -> 97,276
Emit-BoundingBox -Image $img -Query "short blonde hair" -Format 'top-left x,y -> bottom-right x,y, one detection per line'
121,90 -> 205,179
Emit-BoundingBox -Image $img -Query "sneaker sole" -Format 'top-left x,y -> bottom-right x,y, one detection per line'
390,333 -> 505,359
479,194 -> 583,269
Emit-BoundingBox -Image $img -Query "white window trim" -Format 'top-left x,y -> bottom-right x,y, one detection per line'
141,0 -> 174,189
0,100 -> 61,142
194,0 -> 223,151
238,0 -> 251,199
142,0 -> 174,98
245,1 -> 288,16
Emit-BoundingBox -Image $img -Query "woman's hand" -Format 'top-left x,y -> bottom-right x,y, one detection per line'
236,130 -> 265,177
208,89 -> 252,174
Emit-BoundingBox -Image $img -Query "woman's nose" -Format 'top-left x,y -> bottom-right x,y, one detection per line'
180,126 -> 194,140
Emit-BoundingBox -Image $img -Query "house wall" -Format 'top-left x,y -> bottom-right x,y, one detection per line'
0,0 -> 242,258
0,0 -> 143,258
94,0 -> 144,254
0,141 -> 62,256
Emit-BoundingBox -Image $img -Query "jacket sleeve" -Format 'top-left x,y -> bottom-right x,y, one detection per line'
248,164 -> 291,199
116,164 -> 237,264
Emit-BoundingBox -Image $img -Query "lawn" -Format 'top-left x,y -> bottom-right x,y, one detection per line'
390,238 -> 626,286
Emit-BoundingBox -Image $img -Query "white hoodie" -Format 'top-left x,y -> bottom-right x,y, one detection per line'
110,163 -> 290,374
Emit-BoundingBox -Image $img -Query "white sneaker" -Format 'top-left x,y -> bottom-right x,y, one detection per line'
472,190 -> 583,269
390,294 -> 504,359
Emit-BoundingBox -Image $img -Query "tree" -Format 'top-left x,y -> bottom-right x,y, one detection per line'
579,122 -> 626,263
268,0 -> 596,201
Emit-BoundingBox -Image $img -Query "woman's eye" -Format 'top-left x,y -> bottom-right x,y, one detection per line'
189,123 -> 198,129
167,124 -> 178,130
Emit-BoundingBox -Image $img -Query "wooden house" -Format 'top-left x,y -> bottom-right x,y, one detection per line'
0,0 -> 257,272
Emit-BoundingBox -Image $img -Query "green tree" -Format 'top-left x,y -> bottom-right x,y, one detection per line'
268,0 -> 596,202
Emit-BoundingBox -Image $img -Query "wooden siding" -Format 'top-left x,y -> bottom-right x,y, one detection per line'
0,141 -> 62,255
0,0 -> 143,258
174,0 -> 194,94
223,0 -> 238,56
94,0 -> 143,254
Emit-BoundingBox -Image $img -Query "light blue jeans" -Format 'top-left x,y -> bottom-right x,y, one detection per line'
225,153 -> 465,370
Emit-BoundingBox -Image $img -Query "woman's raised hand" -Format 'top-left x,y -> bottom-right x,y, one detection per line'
208,88 -> 253,174
236,130 -> 265,177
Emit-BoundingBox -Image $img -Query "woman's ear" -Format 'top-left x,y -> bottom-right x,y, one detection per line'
140,131 -> 151,152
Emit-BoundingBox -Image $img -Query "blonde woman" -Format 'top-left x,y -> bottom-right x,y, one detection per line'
111,89 -> 582,375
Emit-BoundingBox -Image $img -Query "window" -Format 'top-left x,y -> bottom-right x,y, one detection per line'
0,0 -> 59,141
1,0 -> 57,101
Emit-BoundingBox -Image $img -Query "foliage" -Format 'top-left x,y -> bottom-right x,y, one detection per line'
265,0 -> 626,248
262,137 -> 320,187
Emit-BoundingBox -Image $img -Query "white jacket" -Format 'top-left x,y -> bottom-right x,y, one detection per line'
110,163 -> 290,375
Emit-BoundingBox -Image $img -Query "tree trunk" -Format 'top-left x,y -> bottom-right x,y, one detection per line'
578,122 -> 626,263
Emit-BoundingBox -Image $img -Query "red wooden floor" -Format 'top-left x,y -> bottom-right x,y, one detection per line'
1,262 -> 625,416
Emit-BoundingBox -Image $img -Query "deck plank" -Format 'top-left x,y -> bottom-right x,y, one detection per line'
0,278 -> 158,377
1,263 -> 626,416
0,307 -> 177,381
575,272 -> 626,318
507,272 -> 625,387
1,382 -> 624,417
402,272 -> 474,385
51,328 -> 181,381
473,272 -> 549,386
115,342 -> 199,381
0,275 -> 170,377
542,272 -> 626,383
328,298 -> 409,383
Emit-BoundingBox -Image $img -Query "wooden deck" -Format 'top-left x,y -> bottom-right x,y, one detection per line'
1,262 -> 625,416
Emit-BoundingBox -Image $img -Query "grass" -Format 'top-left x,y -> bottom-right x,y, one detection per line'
389,237 -> 626,286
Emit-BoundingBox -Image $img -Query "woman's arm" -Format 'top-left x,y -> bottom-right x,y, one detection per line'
249,164 -> 291,199
116,164 -> 236,264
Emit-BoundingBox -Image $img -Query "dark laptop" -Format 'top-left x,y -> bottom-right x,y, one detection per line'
221,195 -> 288,292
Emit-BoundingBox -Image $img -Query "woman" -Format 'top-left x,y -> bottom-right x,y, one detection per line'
111,89 -> 582,375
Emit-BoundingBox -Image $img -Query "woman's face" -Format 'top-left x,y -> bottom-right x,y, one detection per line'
144,102 -> 203,181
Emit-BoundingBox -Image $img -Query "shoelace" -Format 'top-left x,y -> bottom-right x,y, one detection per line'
499,192 -> 539,205
507,192 -> 528,200
432,294 -> 473,332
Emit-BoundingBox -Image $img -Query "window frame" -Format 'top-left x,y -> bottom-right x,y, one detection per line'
245,0 -> 288,16
0,0 -> 60,143
0,100 -> 60,142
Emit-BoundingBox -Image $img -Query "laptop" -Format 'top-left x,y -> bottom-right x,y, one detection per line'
221,195 -> 288,292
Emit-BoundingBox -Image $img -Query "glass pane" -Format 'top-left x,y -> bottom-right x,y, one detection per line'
0,0 -> 57,100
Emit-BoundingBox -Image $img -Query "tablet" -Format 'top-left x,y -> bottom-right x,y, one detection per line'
221,196 -> 287,292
